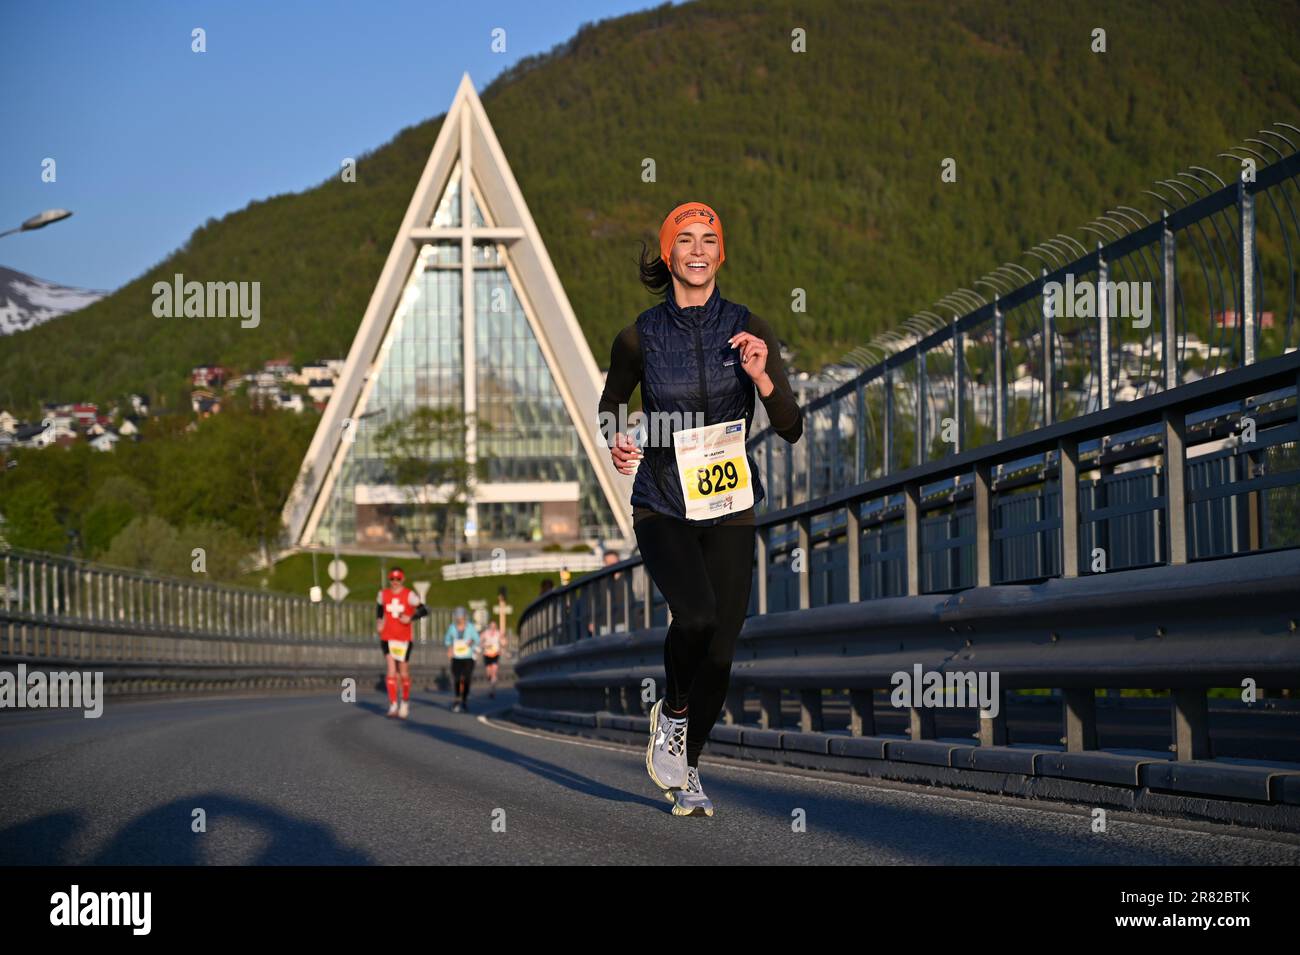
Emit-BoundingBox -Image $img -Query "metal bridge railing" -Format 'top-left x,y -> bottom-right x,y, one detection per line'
0,550 -> 455,681
515,351 -> 1299,762
519,351 -> 1299,657
750,134 -> 1300,514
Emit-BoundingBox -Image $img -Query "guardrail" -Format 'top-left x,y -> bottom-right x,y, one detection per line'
440,552 -> 602,580
0,550 -> 457,690
517,350 -> 1300,762
749,140 -> 1300,514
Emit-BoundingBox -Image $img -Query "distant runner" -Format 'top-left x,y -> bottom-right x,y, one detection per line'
480,620 -> 504,698
377,567 -> 429,719
444,607 -> 480,712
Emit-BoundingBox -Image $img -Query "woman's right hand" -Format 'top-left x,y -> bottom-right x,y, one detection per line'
610,432 -> 642,475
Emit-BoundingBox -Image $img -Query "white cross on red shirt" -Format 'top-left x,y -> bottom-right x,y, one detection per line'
386,597 -> 405,618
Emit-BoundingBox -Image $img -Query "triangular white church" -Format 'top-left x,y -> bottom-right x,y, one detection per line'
281,73 -> 632,550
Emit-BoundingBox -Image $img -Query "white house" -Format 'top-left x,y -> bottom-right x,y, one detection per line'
293,361 -> 343,386
306,379 -> 335,404
20,420 -> 74,448
89,431 -> 120,452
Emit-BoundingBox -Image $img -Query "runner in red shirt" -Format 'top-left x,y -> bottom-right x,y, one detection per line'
376,567 -> 428,719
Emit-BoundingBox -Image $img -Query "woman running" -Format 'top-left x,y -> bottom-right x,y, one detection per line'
480,620 -> 503,698
598,201 -> 803,816
444,606 -> 480,713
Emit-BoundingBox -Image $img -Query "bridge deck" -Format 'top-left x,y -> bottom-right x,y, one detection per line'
2,690 -> 1297,865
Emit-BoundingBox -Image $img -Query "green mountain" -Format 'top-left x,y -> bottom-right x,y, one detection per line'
4,0 -> 1299,415
3,0 -> 1299,582
2,0 -> 1300,413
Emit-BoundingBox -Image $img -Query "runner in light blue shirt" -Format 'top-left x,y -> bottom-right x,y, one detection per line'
444,607 -> 480,712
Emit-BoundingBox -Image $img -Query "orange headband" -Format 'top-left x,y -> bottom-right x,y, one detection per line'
659,202 -> 725,268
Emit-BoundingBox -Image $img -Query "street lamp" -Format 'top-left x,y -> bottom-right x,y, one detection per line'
0,209 -> 73,239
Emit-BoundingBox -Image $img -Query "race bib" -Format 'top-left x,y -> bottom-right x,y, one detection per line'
673,418 -> 753,521
387,640 -> 410,662
453,639 -> 470,657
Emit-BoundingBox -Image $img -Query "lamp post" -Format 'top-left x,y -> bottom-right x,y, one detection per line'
0,209 -> 73,239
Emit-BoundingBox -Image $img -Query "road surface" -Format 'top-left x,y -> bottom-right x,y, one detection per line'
2,689 -> 1298,865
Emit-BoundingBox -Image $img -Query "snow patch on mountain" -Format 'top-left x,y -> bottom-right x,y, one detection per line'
0,266 -> 107,335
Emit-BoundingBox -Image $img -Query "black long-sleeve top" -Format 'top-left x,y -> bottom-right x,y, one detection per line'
598,313 -> 803,526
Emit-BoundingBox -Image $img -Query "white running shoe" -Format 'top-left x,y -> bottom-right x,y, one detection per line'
646,698 -> 688,791
386,701 -> 399,718
398,700 -> 410,719
672,766 -> 715,817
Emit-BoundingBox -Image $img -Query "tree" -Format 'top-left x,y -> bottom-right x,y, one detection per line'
2,482 -> 64,552
103,515 -> 185,574
82,474 -> 153,556
153,393 -> 314,567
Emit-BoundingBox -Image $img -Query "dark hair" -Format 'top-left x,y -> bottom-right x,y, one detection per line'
638,239 -> 671,297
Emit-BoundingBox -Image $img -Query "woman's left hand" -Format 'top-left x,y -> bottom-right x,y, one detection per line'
728,332 -> 768,384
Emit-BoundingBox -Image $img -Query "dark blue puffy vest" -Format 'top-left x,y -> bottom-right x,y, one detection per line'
630,283 -> 765,524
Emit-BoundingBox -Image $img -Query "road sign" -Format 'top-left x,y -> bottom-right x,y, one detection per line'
468,599 -> 489,630
327,581 -> 349,602
327,560 -> 348,581
309,585 -> 323,603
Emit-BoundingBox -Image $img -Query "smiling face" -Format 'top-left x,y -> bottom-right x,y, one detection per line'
668,221 -> 721,289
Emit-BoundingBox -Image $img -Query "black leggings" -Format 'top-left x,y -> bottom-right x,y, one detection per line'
634,513 -> 755,767
452,658 -> 475,702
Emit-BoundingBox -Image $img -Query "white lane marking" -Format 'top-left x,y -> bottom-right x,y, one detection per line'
476,712 -> 1300,848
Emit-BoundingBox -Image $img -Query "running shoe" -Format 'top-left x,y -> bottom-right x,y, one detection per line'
386,702 -> 399,718
398,701 -> 410,720
671,766 -> 714,817
646,698 -> 688,791
452,702 -> 461,713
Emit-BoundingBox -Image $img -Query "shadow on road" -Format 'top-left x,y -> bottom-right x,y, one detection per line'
354,693 -> 667,813
0,794 -> 374,865
0,810 -> 84,865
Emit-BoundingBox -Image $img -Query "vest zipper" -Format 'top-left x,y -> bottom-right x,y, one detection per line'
692,320 -> 708,424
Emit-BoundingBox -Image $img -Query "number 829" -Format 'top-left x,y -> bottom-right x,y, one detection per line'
694,460 -> 740,497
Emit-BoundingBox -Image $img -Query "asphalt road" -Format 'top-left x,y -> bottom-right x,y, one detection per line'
2,688 -> 1298,865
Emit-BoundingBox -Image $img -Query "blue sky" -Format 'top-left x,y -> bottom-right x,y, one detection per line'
0,0 -> 672,290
